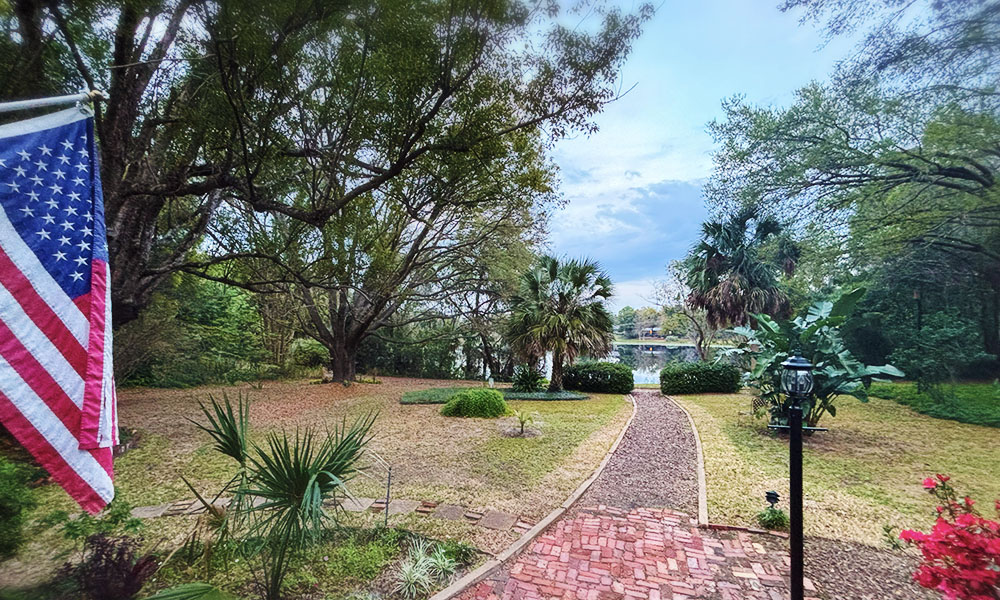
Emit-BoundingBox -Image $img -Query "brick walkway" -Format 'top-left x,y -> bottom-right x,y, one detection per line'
461,505 -> 818,600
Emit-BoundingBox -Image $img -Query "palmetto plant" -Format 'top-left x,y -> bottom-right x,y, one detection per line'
508,256 -> 615,392
684,206 -> 798,328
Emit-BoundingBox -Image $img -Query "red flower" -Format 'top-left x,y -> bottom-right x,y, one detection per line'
937,474 -> 951,483
924,477 -> 938,489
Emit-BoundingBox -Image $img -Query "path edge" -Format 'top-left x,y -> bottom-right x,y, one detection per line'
664,394 -> 709,526
429,392 -> 639,600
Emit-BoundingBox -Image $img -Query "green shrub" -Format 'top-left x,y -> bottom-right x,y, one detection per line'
563,362 -> 634,394
0,457 -> 36,559
511,365 -> 546,393
440,389 -> 509,418
288,338 -> 329,368
659,361 -> 741,395
757,507 -> 789,530
399,388 -> 465,405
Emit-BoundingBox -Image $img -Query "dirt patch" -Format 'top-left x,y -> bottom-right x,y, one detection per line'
804,537 -> 935,599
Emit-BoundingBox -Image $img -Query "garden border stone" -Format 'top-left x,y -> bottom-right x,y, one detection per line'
427,393 -> 638,600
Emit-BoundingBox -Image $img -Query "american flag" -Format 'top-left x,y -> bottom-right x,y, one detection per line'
0,107 -> 116,513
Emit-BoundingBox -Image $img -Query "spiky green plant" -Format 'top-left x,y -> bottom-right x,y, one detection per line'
393,554 -> 433,600
427,546 -> 458,580
190,393 -> 251,467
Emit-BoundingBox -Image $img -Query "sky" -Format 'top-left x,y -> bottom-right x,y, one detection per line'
546,0 -> 859,310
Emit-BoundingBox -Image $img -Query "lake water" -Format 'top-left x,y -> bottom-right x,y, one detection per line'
609,343 -> 701,384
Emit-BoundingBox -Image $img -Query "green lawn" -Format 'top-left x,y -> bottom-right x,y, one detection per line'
672,391 -> 1000,546
869,381 -> 1000,427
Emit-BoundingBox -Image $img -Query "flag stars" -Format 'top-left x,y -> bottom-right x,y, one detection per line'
34,159 -> 47,171
53,169 -> 65,180
57,154 -> 70,164
74,163 -> 88,172
41,213 -> 55,225
29,175 -> 43,186
49,183 -> 62,195
81,225 -> 92,237
44,199 -> 58,209
13,166 -> 25,177
60,140 -> 74,151
76,240 -> 90,252
18,206 -> 34,217
36,229 -> 50,240
77,147 -> 89,157
38,144 -> 52,156
16,150 -> 30,161
60,220 -> 75,231
72,177 -> 85,187
73,256 -> 87,267
64,205 -> 78,216
5,181 -> 19,192
58,236 -> 71,246
26,190 -> 40,202
70,271 -> 84,282
85,213 -> 93,222
67,192 -> 81,202
53,251 -> 66,261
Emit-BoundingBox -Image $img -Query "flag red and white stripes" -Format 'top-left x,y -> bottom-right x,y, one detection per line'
0,107 -> 116,512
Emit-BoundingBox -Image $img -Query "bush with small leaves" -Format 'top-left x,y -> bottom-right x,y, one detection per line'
563,361 -> 634,394
440,389 -> 509,418
288,338 -> 329,368
659,361 -> 741,395
756,507 -> 789,531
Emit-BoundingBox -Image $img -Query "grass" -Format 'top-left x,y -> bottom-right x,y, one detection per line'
672,391 -> 1000,546
869,381 -> 1000,428
0,377 -> 630,589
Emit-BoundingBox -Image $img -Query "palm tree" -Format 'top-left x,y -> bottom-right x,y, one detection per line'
684,206 -> 798,328
508,256 -> 615,392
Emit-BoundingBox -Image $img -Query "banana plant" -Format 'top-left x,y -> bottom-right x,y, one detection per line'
722,288 -> 904,428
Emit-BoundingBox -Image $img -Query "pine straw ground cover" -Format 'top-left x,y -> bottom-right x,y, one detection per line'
0,377 -> 629,588
671,391 -> 1000,546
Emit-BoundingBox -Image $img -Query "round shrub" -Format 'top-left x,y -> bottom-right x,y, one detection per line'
0,457 -> 36,559
288,338 -> 329,368
511,365 -> 546,393
659,361 -> 741,395
440,389 -> 509,418
563,362 -> 634,394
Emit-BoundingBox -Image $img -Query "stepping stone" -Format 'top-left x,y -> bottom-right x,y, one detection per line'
387,499 -> 420,515
130,503 -> 172,519
432,503 -> 465,521
463,510 -> 484,522
341,497 -> 375,512
479,509 -> 517,531
163,500 -> 194,517
415,501 -> 438,515
370,500 -> 387,512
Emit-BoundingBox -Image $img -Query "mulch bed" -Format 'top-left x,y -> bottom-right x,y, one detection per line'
575,389 -> 699,514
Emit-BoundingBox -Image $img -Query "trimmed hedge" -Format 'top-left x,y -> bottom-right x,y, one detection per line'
659,362 -> 741,395
564,362 -> 634,394
441,388 -> 510,418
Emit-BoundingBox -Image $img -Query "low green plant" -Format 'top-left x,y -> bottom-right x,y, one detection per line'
756,507 -> 789,530
563,362 -> 634,394
399,388 -> 465,405
882,524 -> 904,550
868,381 -> 1000,428
427,546 -> 458,580
501,390 -> 587,401
0,457 -> 35,559
437,539 -> 477,565
42,495 -> 143,550
512,409 -> 537,436
393,554 -> 433,600
511,365 -> 546,393
440,389 -> 509,418
288,338 -> 329,368
659,361 -> 741,395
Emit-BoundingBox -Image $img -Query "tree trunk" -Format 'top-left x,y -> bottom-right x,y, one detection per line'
548,349 -> 564,392
325,340 -> 357,383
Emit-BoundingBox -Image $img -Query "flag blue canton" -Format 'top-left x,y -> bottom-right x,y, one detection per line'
0,117 -> 106,299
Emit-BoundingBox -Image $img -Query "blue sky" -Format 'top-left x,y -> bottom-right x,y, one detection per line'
547,1 -> 858,309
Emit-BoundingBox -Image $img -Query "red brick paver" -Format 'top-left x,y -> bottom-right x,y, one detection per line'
461,506 -> 819,600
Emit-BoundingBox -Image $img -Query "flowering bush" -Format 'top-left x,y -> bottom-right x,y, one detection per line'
900,474 -> 1000,600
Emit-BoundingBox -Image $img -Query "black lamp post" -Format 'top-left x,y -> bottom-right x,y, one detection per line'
781,352 -> 814,600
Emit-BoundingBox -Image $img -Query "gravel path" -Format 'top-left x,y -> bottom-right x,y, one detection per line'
576,389 -> 699,514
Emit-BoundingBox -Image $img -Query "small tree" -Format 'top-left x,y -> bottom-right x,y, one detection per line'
724,288 -> 903,428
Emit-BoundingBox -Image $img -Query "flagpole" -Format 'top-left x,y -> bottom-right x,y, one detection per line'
0,90 -> 105,114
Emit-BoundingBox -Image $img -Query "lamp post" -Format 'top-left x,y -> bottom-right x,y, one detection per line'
781,352 -> 814,600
